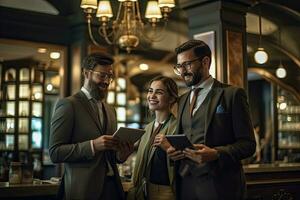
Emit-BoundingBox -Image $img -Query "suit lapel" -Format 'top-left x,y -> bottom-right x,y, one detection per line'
102,103 -> 116,134
146,119 -> 173,168
75,91 -> 102,132
205,80 -> 224,135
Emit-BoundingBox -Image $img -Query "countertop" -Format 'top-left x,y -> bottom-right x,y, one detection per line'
0,181 -> 59,198
244,163 -> 300,173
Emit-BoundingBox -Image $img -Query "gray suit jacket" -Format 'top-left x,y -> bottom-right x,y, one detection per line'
175,79 -> 256,200
49,91 -> 124,200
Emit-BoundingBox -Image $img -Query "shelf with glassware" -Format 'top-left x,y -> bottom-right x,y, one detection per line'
0,65 -> 44,178
276,87 -> 300,162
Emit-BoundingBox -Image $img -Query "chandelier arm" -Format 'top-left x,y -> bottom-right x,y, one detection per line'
87,19 -> 102,47
98,26 -> 114,45
116,1 -> 123,22
135,0 -> 143,22
140,21 -> 167,43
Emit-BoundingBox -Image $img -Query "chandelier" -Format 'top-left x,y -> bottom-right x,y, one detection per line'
80,0 -> 175,53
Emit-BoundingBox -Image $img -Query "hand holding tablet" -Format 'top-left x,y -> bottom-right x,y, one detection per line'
165,135 -> 194,150
113,127 -> 145,143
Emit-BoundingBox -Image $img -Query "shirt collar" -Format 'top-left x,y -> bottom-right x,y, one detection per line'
81,87 -> 93,100
191,75 -> 214,91
154,119 -> 167,127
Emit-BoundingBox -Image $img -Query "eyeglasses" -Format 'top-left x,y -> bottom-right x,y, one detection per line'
90,70 -> 114,82
173,57 -> 202,75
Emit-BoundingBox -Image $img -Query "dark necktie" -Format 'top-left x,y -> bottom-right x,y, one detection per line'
90,98 -> 104,129
189,88 -> 201,117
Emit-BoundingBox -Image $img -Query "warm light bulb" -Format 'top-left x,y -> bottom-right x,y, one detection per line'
145,1 -> 162,19
46,84 -> 53,91
80,0 -> 98,9
254,48 -> 268,64
158,0 -> 175,8
139,63 -> 149,71
34,92 -> 42,100
276,67 -> 286,78
96,1 -> 113,18
279,102 -> 287,110
50,52 -> 60,59
37,48 -> 47,53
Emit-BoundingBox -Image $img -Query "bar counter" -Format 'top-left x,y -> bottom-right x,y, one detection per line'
244,163 -> 300,200
1,163 -> 299,199
0,181 -> 59,200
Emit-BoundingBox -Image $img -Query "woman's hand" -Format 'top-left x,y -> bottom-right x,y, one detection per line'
153,134 -> 171,151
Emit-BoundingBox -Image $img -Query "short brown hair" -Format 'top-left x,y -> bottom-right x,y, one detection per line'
175,40 -> 211,63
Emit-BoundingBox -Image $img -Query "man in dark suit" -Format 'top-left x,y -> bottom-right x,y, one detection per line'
49,53 -> 133,200
167,40 -> 256,200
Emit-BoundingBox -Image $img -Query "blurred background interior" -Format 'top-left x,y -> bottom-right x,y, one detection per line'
0,0 -> 299,199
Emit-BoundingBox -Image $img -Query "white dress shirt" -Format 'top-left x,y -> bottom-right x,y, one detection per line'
190,76 -> 214,116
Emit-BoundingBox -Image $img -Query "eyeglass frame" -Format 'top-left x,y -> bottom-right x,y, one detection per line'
173,57 -> 203,75
89,70 -> 115,82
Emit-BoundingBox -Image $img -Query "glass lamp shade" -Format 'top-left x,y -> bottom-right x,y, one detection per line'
96,1 -> 113,18
254,47 -> 268,64
145,1 -> 162,19
276,66 -> 287,78
158,0 -> 175,8
81,0 -> 98,9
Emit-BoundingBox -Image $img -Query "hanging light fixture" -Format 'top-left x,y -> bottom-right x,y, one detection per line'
275,27 -> 287,79
80,0 -> 175,53
254,5 -> 268,64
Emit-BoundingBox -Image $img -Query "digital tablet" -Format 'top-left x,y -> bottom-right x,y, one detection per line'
113,127 -> 145,143
165,135 -> 194,150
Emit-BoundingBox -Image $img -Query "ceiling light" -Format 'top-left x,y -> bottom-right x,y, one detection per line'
276,66 -> 286,79
50,52 -> 60,59
275,28 -> 286,79
254,48 -> 268,64
37,48 -> 47,53
139,63 -> 149,71
254,6 -> 268,64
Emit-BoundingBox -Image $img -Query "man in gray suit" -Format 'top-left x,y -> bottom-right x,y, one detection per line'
167,40 -> 256,200
49,53 -> 133,200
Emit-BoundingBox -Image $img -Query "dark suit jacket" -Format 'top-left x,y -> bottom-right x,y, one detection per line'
175,79 -> 256,200
49,91 -> 125,200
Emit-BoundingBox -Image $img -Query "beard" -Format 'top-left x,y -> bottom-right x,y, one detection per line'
182,71 -> 202,87
87,79 -> 108,101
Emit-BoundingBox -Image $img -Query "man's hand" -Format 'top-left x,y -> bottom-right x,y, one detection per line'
116,142 -> 134,163
93,135 -> 119,152
153,134 -> 171,151
166,146 -> 185,161
183,144 -> 219,164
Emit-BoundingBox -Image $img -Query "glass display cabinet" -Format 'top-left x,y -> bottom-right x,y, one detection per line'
276,87 -> 300,162
0,64 -> 44,175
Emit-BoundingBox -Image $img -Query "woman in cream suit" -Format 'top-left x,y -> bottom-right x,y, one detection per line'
128,76 -> 178,200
